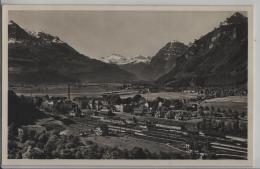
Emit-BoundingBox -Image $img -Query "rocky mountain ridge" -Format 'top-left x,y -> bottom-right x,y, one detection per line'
8,20 -> 137,84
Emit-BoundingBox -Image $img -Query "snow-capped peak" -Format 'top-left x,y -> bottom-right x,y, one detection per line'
99,54 -> 130,65
8,20 -> 64,44
130,55 -> 151,64
28,31 -> 41,38
28,31 -> 64,44
98,54 -> 151,65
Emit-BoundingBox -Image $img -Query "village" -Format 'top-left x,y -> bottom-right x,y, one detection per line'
9,84 -> 243,159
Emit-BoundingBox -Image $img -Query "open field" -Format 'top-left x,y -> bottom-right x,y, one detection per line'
11,83 -> 201,100
11,83 -> 128,98
82,135 -> 187,154
122,92 -> 200,100
200,96 -> 247,113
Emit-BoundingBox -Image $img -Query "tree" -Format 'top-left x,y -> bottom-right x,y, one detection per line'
233,110 -> 239,119
44,135 -> 59,154
8,123 -> 17,139
122,97 -> 133,104
174,100 -> 183,110
199,106 -> 204,111
217,107 -> 221,113
241,111 -> 246,118
8,90 -> 46,126
132,116 -> 137,123
69,135 -> 81,146
38,132 -> 49,145
205,106 -> 210,111
129,147 -> 147,159
228,109 -> 233,117
162,99 -> 171,107
95,124 -> 108,136
109,95 -> 122,105
102,147 -> 124,159
75,149 -> 83,159
24,140 -> 36,147
133,94 -> 142,103
60,149 -> 74,159
22,146 -> 45,159
123,104 -> 133,113
107,110 -> 115,116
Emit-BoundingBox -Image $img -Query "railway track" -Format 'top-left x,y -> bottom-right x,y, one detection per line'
67,116 -> 248,159
70,117 -> 189,144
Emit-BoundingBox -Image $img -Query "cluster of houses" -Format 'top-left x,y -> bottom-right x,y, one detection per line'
197,87 -> 247,98
35,90 -> 248,138
38,89 -> 247,125
38,93 -> 200,122
39,95 -> 123,117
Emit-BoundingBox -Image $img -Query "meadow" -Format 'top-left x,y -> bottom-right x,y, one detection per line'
200,96 -> 247,113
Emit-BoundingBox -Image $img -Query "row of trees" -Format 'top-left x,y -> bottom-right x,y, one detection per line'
198,118 -> 247,137
198,105 -> 246,119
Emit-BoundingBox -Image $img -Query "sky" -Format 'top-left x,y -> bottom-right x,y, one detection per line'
9,10 -> 246,59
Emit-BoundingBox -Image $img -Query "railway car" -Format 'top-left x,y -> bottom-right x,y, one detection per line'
100,118 -> 125,125
225,135 -> 247,143
108,125 -> 141,133
139,125 -> 148,130
134,131 -> 145,136
155,123 -> 182,131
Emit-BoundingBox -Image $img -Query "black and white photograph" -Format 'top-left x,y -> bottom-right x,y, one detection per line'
1,5 -> 254,167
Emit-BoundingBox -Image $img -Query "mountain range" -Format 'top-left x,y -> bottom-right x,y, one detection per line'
157,12 -> 248,87
119,41 -> 188,81
8,20 -> 137,84
114,12 -> 248,87
8,12 -> 248,88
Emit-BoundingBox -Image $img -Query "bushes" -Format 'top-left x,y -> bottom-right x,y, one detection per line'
9,127 -> 93,159
9,127 -> 189,159
22,147 -> 45,159
128,147 -> 147,159
9,126 -> 189,159
102,147 -> 124,159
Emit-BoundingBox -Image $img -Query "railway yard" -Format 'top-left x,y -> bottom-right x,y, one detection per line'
44,111 -> 247,160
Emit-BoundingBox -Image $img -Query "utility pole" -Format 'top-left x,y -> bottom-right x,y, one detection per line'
68,84 -> 71,100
